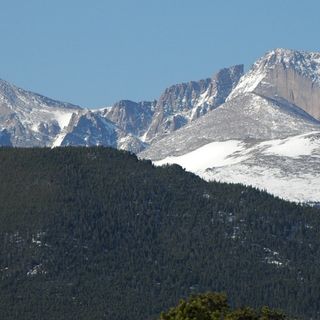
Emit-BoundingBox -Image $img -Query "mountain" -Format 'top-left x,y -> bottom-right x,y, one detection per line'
0,79 -> 154,152
53,108 -> 148,153
144,65 -> 244,142
0,65 -> 242,151
141,49 -> 320,203
0,147 -> 319,320
53,110 -> 119,147
0,79 -> 81,147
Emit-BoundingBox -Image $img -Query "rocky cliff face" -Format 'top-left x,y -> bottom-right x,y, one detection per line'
144,65 -> 244,142
229,49 -> 320,120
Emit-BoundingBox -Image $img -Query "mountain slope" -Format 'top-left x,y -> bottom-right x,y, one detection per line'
140,92 -> 320,160
0,147 -> 319,320
155,131 -> 320,203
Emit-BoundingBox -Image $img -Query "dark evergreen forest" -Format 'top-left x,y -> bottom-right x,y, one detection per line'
0,147 -> 319,320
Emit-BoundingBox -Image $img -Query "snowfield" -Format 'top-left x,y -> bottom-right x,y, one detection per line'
155,132 -> 320,203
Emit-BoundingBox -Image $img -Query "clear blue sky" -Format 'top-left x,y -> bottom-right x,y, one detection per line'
0,0 -> 319,108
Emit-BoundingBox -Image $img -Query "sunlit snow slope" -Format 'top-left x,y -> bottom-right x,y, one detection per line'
155,132 -> 320,203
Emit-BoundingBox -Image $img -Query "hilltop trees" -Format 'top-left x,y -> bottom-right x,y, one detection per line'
160,293 -> 287,320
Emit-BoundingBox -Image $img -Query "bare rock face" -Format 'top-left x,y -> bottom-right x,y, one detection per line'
229,49 -> 320,120
144,65 -> 244,142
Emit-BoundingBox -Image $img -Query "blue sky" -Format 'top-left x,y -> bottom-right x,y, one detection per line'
0,0 -> 319,107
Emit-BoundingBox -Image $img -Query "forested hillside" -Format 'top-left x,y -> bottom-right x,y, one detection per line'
0,147 -> 319,320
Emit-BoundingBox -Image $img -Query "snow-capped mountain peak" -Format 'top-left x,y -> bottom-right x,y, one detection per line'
228,48 -> 320,121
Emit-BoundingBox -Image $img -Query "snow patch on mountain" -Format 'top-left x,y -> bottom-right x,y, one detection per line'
51,110 -> 74,130
228,70 -> 266,100
155,140 -> 247,174
154,132 -> 320,203
261,132 -> 319,158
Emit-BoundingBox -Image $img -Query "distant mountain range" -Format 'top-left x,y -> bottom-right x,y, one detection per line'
1,48 -> 320,202
0,64 -> 243,151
